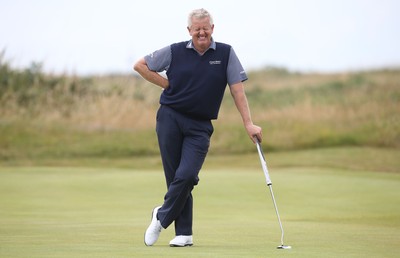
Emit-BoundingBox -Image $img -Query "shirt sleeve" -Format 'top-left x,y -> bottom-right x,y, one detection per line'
144,45 -> 172,72
227,47 -> 248,86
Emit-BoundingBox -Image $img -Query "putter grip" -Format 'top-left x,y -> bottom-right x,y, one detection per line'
256,141 -> 272,185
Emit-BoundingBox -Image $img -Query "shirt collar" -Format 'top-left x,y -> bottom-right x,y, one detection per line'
186,38 -> 216,53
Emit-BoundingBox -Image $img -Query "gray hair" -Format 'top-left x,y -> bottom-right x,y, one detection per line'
187,8 -> 214,28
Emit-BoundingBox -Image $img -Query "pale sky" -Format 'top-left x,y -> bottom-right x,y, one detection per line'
1,0 -> 399,75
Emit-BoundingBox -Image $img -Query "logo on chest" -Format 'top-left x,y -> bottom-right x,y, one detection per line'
209,60 -> 221,65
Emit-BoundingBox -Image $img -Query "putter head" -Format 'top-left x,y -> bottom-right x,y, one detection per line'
277,245 -> 292,249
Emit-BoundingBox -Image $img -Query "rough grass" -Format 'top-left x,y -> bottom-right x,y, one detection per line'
1,62 -> 399,160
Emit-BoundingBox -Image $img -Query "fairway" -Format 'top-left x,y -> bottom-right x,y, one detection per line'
0,165 -> 399,258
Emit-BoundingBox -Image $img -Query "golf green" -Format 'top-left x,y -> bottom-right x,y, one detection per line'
0,166 -> 399,257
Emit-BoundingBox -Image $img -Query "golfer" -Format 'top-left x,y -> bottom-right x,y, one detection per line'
134,8 -> 262,247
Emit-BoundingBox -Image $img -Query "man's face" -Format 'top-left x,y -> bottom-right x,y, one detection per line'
187,17 -> 214,52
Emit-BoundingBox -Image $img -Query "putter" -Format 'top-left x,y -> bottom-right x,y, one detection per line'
254,137 -> 291,250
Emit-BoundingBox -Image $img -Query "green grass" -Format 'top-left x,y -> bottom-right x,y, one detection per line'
1,61 -> 399,257
1,164 -> 399,257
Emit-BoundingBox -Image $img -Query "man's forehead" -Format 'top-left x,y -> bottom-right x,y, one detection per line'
191,17 -> 211,24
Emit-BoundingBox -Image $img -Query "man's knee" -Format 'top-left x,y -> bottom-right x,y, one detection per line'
176,173 -> 199,187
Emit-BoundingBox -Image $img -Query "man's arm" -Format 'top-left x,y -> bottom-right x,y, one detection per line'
133,58 -> 169,89
230,82 -> 262,143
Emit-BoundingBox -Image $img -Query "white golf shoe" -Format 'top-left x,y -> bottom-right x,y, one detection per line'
169,235 -> 193,247
144,206 -> 162,246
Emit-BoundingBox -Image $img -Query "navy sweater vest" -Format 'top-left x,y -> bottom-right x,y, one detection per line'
161,41 -> 231,120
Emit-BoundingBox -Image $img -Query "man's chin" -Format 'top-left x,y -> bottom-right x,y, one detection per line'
196,40 -> 210,48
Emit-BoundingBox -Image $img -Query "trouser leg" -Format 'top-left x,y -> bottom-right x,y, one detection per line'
174,193 -> 193,235
158,134 -> 210,234
155,106 -> 212,235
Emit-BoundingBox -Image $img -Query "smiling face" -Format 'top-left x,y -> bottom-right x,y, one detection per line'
187,17 -> 214,54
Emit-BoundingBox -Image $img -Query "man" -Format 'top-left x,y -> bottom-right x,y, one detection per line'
133,8 -> 262,247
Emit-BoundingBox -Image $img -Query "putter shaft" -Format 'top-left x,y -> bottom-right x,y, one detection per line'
268,184 -> 285,246
255,139 -> 291,249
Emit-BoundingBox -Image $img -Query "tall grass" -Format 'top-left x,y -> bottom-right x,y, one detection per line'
1,54 -> 399,161
214,68 -> 400,152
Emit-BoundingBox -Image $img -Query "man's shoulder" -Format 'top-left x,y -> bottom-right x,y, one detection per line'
215,42 -> 232,49
171,41 -> 190,48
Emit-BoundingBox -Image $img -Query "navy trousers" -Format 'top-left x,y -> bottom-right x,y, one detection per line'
155,105 -> 213,235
